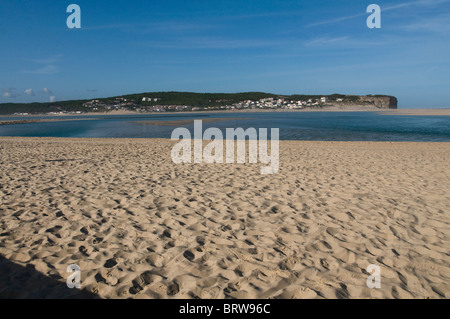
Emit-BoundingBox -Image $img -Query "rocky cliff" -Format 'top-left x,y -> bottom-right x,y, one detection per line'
359,96 -> 398,109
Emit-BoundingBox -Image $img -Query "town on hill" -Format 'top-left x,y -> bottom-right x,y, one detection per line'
0,92 -> 397,115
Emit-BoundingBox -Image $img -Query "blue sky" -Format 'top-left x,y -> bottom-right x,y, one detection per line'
1,0 -> 450,108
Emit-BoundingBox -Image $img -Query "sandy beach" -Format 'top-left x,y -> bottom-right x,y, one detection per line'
2,108 -> 449,122
0,137 -> 449,299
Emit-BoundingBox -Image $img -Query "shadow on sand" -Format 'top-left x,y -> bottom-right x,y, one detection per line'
0,254 -> 98,299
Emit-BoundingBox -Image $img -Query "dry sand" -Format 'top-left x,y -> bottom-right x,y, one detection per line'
0,137 -> 449,299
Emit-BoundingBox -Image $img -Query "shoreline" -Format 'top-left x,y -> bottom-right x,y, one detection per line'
1,135 -> 450,144
2,106 -> 450,118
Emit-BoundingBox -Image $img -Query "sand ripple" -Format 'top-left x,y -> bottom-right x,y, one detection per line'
0,137 -> 449,298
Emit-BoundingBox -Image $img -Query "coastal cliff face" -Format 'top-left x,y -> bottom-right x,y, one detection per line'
359,96 -> 398,109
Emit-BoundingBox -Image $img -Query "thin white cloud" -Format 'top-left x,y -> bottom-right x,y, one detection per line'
43,88 -> 53,95
219,10 -> 305,21
23,65 -> 59,74
302,35 -> 396,49
146,37 -> 291,50
23,54 -> 62,74
308,0 -> 450,27
24,88 -> 35,96
85,21 -> 216,33
2,88 -> 17,98
399,13 -> 450,33
27,55 -> 63,64
49,96 -> 56,102
308,12 -> 366,27
304,36 -> 350,46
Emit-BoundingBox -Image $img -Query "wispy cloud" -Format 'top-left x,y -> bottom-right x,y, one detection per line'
398,13 -> 450,33
41,88 -> 56,102
219,10 -> 305,21
22,54 -> 62,74
308,0 -> 450,27
43,87 -> 53,95
24,88 -> 35,96
85,21 -> 217,34
146,36 -> 292,50
304,36 -> 350,46
2,88 -> 17,98
308,12 -> 365,27
26,55 -> 63,65
86,11 -> 306,32
23,64 -> 59,74
303,35 -> 399,49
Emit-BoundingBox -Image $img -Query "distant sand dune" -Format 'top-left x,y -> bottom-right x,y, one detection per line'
0,137 -> 449,298
0,118 -> 98,126
377,109 -> 450,116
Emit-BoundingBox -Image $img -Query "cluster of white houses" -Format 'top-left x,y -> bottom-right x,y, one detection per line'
82,97 -> 135,111
80,96 -> 334,113
214,96 -> 332,110
81,97 -> 192,112
141,97 -> 162,102
10,95 -> 354,116
145,104 -> 192,112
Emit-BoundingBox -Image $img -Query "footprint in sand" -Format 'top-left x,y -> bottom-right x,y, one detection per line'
167,282 -> 180,296
183,250 -> 195,262
129,271 -> 155,295
104,258 -> 117,268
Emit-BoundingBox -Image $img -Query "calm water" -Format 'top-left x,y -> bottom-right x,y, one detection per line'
1,112 -> 450,142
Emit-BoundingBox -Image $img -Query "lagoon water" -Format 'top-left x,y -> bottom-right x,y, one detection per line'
1,112 -> 450,142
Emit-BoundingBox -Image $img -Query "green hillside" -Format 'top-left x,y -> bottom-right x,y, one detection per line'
0,92 -> 395,115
